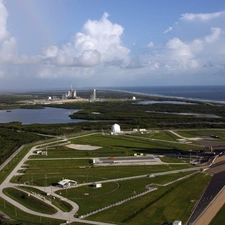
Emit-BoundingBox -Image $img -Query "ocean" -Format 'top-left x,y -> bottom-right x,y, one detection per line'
110,86 -> 225,103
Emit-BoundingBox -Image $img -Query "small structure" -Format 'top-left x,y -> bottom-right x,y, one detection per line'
111,124 -> 121,134
92,158 -> 101,164
132,96 -> 136,100
173,221 -> 182,225
58,179 -> 77,188
92,183 -> 102,188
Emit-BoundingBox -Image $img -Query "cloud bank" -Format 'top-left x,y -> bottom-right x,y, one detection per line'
0,1 -> 225,88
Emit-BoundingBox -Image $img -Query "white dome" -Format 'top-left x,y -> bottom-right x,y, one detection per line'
111,124 -> 121,134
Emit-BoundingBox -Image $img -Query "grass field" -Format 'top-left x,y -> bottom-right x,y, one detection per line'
0,131 -> 212,225
87,173 -> 211,225
0,197 -> 64,225
175,129 -> 225,141
19,186 -> 73,212
209,203 -> 225,225
58,171 -> 196,216
11,159 -> 192,186
29,133 -> 203,161
3,188 -> 57,214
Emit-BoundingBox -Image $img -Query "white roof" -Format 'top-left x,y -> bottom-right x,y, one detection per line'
58,179 -> 76,186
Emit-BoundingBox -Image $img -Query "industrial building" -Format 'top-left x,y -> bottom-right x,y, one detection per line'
63,85 -> 77,99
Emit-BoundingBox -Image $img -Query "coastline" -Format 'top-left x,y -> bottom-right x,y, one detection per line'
100,88 -> 225,105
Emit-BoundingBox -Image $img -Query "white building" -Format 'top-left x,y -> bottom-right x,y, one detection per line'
92,183 -> 102,188
173,221 -> 182,225
58,179 -> 77,188
111,124 -> 121,134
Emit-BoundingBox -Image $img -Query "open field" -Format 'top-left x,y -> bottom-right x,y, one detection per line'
0,107 -> 224,225
11,159 -> 192,185
87,173 -> 211,225
29,133 -> 204,161
58,171 -> 197,216
3,188 -> 57,214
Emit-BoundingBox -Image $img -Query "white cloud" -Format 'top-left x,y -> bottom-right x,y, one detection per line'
165,37 -> 199,69
42,45 -> 58,58
163,26 -> 173,34
0,69 -> 5,78
42,12 -> 130,68
147,41 -> 154,48
180,11 -> 225,21
0,0 -> 9,42
205,27 -> 221,43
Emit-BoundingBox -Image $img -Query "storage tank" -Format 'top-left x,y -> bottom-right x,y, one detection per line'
111,124 -> 121,134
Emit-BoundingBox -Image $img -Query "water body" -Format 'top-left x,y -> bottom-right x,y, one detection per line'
110,85 -> 225,103
137,100 -> 196,105
146,111 -> 220,119
0,107 -> 84,125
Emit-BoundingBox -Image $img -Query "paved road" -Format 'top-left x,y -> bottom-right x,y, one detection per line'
0,131 -> 207,225
0,133 -> 116,225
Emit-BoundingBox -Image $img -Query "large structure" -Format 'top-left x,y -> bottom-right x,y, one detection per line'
111,124 -> 121,134
64,85 -> 77,99
93,89 -> 96,101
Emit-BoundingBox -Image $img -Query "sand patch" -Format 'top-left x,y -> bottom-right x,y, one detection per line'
66,144 -> 102,151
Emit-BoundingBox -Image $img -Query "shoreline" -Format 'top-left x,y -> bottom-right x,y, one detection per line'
101,88 -> 225,105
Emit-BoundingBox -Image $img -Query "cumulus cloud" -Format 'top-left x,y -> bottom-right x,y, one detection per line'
0,0 -> 9,42
42,12 -> 130,68
205,27 -> 221,43
147,41 -> 154,48
163,26 -> 173,34
166,37 -> 199,69
180,11 -> 225,21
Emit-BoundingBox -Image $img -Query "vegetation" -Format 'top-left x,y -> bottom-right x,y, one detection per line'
209,203 -> 225,225
88,173 -> 211,225
3,188 -> 57,214
0,197 -> 63,225
0,90 -> 224,225
58,172 -> 196,216
0,124 -> 47,165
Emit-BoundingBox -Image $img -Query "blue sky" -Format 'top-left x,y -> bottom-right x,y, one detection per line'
0,0 -> 225,90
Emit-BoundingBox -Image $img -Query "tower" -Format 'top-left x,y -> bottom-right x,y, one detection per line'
93,89 -> 96,101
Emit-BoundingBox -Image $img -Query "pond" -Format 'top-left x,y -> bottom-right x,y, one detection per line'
0,107 -> 85,125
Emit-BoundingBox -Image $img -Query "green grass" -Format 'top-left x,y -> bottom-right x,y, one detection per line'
3,188 -> 57,215
19,186 -> 73,212
0,145 -> 32,184
57,172 -> 196,216
30,133 -> 203,160
209,203 -> 225,225
11,158 -> 193,186
0,197 -> 63,225
176,129 -> 225,141
87,173 -> 211,225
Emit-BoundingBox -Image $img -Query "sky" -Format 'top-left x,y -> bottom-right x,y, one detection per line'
0,0 -> 225,91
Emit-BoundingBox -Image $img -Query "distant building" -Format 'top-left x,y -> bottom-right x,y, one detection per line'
64,85 -> 77,99
132,96 -> 136,100
111,124 -> 121,134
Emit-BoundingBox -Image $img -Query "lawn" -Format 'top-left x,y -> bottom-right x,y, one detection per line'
3,187 -> 57,214
0,197 -> 63,225
87,173 -> 211,225
11,158 -> 193,186
58,171 -> 196,216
